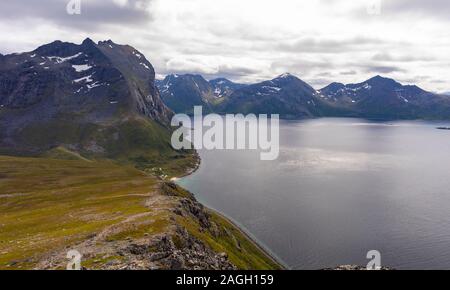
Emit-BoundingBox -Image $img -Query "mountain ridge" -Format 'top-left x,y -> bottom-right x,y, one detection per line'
0,38 -> 182,171
218,73 -> 329,118
156,74 -> 247,114
319,75 -> 450,119
156,72 -> 450,119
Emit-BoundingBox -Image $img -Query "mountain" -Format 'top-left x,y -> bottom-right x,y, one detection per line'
219,73 -> 335,118
157,72 -> 450,120
0,39 -> 190,169
156,74 -> 216,114
319,75 -> 450,119
156,74 -> 246,114
209,78 -> 247,98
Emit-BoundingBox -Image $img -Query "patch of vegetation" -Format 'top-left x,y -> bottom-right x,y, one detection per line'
175,213 -> 281,270
105,213 -> 171,242
161,182 -> 194,199
0,156 -> 160,269
41,146 -> 91,162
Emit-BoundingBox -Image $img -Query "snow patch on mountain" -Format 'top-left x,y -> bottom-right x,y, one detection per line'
74,74 -> 94,83
72,64 -> 92,72
47,52 -> 83,64
140,63 -> 150,70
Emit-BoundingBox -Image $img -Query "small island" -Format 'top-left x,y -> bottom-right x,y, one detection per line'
437,127 -> 450,130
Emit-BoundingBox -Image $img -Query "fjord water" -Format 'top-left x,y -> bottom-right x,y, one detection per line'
177,118 -> 450,269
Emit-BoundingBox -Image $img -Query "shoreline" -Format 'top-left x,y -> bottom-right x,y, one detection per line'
176,152 -> 286,270
171,151 -> 201,181
206,207 -> 287,270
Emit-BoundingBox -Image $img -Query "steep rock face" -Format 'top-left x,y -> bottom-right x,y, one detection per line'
0,39 -> 173,156
96,40 -> 171,122
319,75 -> 450,119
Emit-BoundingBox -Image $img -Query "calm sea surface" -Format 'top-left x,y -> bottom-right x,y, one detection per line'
177,118 -> 450,269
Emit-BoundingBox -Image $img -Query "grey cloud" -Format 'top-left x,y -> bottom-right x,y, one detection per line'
277,36 -> 384,54
349,0 -> 450,21
340,70 -> 357,75
372,52 -> 435,62
430,79 -> 447,84
308,78 -> 335,90
0,0 -> 153,30
270,58 -> 334,75
383,0 -> 450,19
315,72 -> 333,78
214,65 -> 260,78
397,76 -> 430,84
159,59 -> 260,81
362,65 -> 405,74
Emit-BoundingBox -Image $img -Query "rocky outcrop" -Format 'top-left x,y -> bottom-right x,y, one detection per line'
116,227 -> 236,270
37,230 -> 237,270
35,181 -> 239,270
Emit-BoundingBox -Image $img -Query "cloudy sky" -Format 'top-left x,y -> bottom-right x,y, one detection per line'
0,0 -> 449,92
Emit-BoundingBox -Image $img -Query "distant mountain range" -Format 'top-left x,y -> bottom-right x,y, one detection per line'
157,73 -> 450,119
156,74 -> 246,114
318,76 -> 450,119
0,39 -> 190,169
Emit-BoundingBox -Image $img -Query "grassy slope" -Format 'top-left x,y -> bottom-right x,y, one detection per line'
0,156 -> 159,269
0,155 -> 281,270
2,114 -> 198,178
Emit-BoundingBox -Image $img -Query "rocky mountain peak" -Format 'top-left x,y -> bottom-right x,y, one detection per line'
366,75 -> 401,88
0,38 -> 173,155
82,37 -> 96,46
276,72 -> 294,79
324,82 -> 345,90
34,40 -> 79,57
98,39 -> 115,45
272,73 -> 298,82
